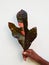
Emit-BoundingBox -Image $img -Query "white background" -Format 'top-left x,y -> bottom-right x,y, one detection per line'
0,0 -> 49,65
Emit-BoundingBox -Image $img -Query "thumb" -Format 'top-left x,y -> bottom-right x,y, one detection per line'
23,51 -> 29,56
22,51 -> 29,61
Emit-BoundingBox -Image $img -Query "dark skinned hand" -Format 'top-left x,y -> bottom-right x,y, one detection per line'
22,49 -> 49,65
22,49 -> 38,61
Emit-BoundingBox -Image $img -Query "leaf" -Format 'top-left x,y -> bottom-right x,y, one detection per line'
8,22 -> 25,49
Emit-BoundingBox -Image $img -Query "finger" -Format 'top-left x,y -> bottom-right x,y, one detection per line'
23,52 -> 28,56
26,49 -> 33,53
23,55 -> 27,61
23,54 -> 27,61
22,49 -> 33,58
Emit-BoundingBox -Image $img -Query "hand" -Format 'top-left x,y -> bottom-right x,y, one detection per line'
22,49 -> 36,61
22,49 -> 49,65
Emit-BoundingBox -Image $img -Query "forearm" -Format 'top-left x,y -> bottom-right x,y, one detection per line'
38,57 -> 49,65
30,51 -> 49,65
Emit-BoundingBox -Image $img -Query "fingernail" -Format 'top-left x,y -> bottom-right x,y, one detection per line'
23,52 -> 27,54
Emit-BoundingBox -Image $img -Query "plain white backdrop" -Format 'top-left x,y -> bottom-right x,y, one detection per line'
0,0 -> 49,65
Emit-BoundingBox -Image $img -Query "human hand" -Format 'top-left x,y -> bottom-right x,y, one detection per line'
22,49 -> 49,65
22,49 -> 36,61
